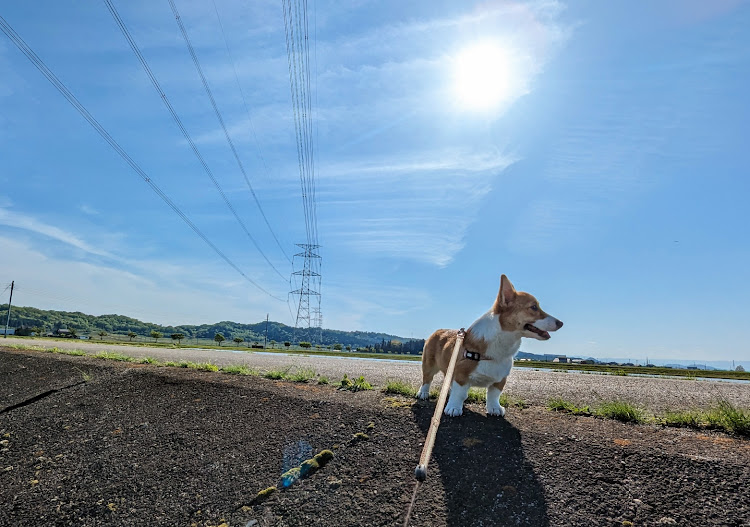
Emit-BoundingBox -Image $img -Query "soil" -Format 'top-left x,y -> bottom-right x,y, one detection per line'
1,348 -> 748,527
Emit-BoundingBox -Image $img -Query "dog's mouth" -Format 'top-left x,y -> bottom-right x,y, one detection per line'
524,323 -> 550,340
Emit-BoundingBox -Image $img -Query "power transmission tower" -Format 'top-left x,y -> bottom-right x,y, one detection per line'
291,244 -> 321,343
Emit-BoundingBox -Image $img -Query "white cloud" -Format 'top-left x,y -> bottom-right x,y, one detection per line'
0,206 -> 115,260
0,235 -> 291,326
318,148 -> 516,266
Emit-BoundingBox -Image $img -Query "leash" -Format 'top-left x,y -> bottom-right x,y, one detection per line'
404,328 -> 466,526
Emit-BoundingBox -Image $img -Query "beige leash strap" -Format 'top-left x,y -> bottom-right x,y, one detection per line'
415,327 -> 465,482
404,328 -> 466,526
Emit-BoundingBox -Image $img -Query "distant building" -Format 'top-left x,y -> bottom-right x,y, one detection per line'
572,358 -> 595,365
552,356 -> 570,363
0,327 -> 15,335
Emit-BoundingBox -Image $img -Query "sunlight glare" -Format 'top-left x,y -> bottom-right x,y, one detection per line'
454,42 -> 514,111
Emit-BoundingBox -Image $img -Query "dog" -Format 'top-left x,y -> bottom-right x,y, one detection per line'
417,274 -> 563,417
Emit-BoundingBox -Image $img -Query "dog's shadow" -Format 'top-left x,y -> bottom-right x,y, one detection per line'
409,403 -> 549,526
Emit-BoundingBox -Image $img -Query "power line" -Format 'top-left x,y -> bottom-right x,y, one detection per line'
283,0 -> 322,338
210,0 -> 273,185
0,13 -> 285,303
167,0 -> 292,264
103,0 -> 288,283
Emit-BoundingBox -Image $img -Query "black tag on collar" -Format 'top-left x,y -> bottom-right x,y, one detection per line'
463,350 -> 481,361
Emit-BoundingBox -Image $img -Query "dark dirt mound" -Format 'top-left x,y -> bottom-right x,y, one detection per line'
1,349 -> 748,526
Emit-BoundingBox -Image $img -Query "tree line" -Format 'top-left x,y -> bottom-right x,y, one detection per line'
1,304 -> 421,349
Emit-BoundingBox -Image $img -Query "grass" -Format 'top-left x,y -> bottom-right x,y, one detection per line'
288,367 -> 317,383
73,366 -> 93,382
663,409 -> 703,428
137,356 -> 158,364
186,362 -> 219,372
92,351 -> 134,362
547,397 -> 593,416
263,366 -> 292,380
59,349 -> 86,356
221,365 -> 258,376
704,400 -> 750,436
383,379 -> 417,397
466,387 -> 487,404
596,400 -> 646,423
339,374 -> 372,392
317,376 -> 329,385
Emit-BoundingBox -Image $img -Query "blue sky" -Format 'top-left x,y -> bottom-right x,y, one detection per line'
1,0 -> 749,365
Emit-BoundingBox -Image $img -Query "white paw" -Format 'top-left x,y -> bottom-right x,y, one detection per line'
444,403 -> 464,417
416,385 -> 430,400
486,404 -> 506,417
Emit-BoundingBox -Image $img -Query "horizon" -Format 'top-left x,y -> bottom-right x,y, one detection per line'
3,301 -> 748,371
2,1 -> 749,363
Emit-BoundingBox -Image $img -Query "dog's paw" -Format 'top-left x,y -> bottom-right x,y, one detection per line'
486,404 -> 506,417
416,386 -> 431,400
444,404 -> 464,417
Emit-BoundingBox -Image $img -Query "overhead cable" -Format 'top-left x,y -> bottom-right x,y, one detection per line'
103,0 -> 288,282
167,0 -> 292,264
0,14 -> 285,302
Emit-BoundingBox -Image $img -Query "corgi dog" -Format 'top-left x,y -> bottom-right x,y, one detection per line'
417,275 -> 563,417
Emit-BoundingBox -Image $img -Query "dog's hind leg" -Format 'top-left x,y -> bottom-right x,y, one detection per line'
417,364 -> 438,400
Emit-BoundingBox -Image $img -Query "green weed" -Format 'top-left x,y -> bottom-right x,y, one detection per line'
705,400 -> 750,436
92,351 -> 133,362
137,356 -> 158,364
263,366 -> 292,380
186,362 -> 219,372
596,400 -> 645,423
663,409 -> 703,428
339,374 -> 372,392
55,349 -> 86,356
547,397 -> 593,416
289,367 -> 317,382
383,379 -> 416,397
221,365 -> 258,376
466,387 -> 487,404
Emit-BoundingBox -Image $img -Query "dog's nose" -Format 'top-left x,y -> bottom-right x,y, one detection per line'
556,319 -> 563,329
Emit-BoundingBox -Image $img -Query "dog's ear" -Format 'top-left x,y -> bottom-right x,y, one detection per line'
495,274 -> 517,311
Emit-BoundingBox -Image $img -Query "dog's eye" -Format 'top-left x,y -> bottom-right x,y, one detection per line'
530,305 -> 538,311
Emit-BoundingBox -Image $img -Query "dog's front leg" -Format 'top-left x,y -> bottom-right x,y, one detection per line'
486,381 -> 507,417
444,381 -> 469,417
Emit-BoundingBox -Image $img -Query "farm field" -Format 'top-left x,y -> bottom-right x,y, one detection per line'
1,347 -> 749,526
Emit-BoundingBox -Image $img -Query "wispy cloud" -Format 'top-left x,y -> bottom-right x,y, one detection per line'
79,204 -> 99,216
318,148 -> 517,266
0,235 -> 290,325
0,206 -> 114,259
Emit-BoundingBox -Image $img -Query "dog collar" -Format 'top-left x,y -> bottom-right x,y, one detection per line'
463,350 -> 482,361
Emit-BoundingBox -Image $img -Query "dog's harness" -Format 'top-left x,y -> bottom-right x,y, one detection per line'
463,349 -> 488,361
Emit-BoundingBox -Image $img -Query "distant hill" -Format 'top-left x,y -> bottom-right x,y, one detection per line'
1,304 -> 415,349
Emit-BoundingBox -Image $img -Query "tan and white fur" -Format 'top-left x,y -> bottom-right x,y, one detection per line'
418,275 -> 563,417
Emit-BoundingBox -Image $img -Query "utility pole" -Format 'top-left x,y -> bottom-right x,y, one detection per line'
263,313 -> 268,349
4,281 -> 14,338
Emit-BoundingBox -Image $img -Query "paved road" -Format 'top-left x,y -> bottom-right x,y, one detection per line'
3,337 -> 749,412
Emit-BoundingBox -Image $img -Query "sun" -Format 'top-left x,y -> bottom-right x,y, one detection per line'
453,41 -> 515,111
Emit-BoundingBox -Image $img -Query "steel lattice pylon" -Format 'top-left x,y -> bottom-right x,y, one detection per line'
291,244 -> 321,343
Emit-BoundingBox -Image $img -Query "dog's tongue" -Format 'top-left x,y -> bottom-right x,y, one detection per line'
525,324 -> 550,339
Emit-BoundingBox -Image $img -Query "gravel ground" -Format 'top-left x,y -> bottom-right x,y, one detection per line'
4,337 -> 749,413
